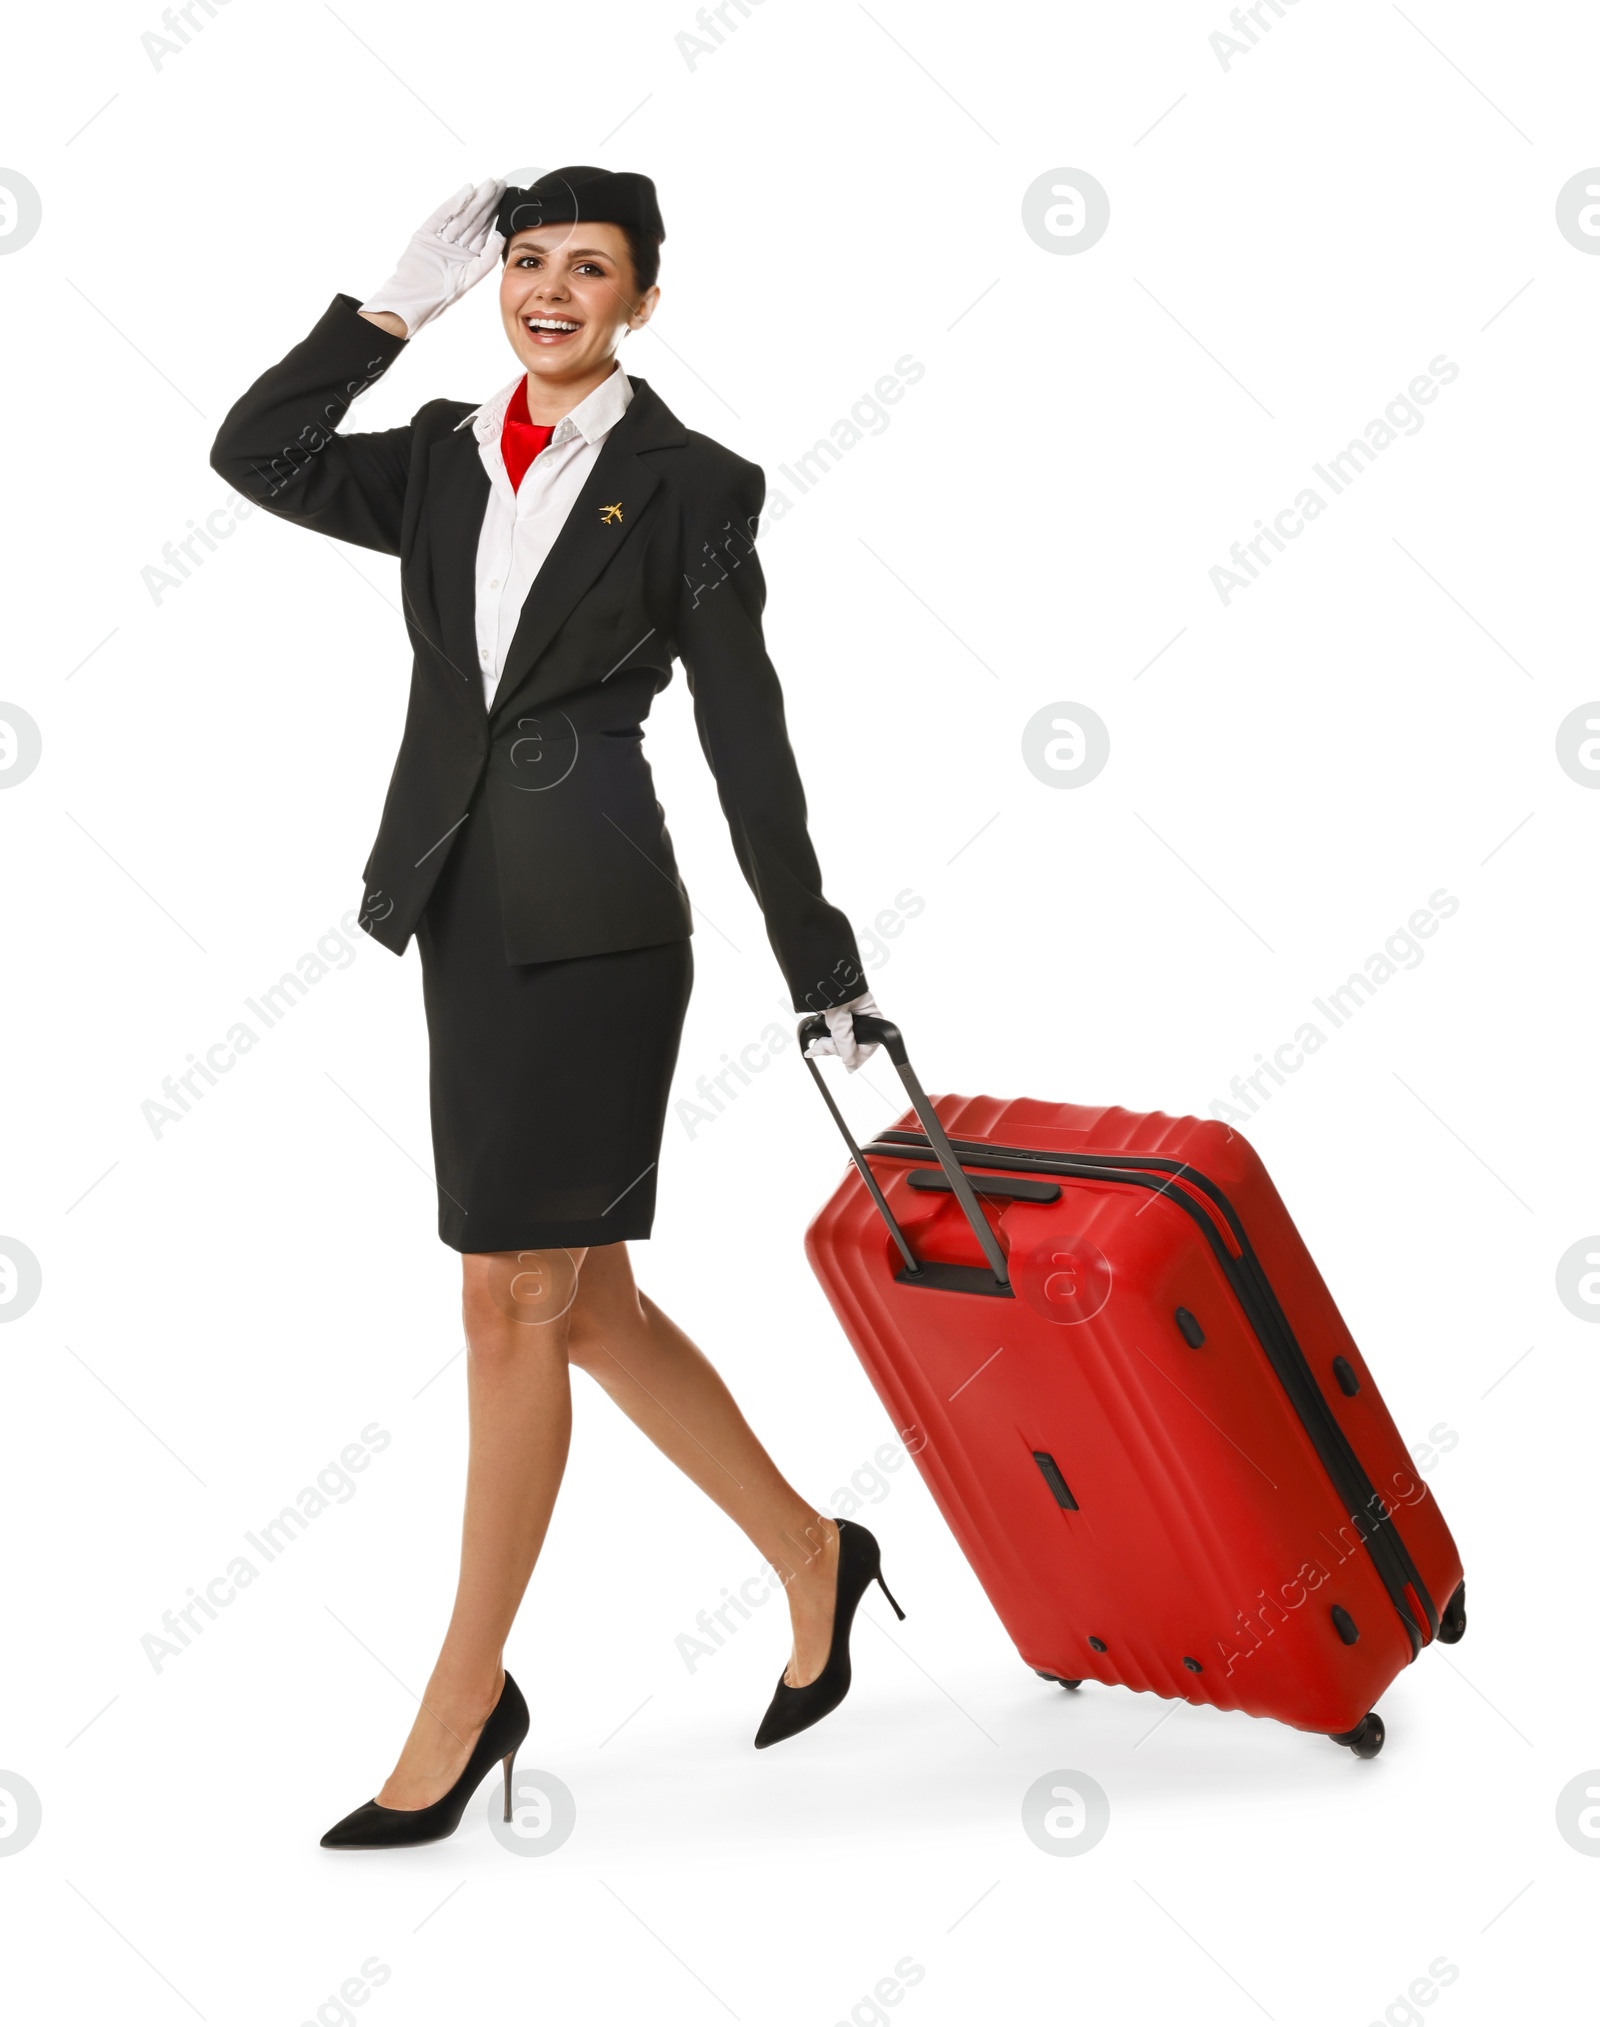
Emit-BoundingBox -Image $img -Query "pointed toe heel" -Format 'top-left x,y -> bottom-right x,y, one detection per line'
753,1519 -> 905,1750
319,1671 -> 530,1850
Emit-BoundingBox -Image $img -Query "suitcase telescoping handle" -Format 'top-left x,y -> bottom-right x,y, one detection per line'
797,1013 -> 1012,1292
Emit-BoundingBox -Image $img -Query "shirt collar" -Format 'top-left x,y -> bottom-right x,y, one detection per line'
455,360 -> 633,447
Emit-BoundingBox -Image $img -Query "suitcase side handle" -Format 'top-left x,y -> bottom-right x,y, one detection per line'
797,1013 -> 1012,1292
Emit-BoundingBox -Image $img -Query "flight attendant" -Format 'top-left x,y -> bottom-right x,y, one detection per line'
209,169 -> 901,1849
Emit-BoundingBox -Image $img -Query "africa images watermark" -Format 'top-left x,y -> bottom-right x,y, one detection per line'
1219,1423 -> 1459,1676
677,351 -> 926,606
295,1958 -> 393,2027
676,0 -> 778,71
140,1422 -> 392,1672
1209,353 -> 1460,605
140,911 -> 369,1138
765,355 -> 926,521
827,1957 -> 928,2027
141,0 -> 247,72
141,490 -> 257,603
1362,1958 -> 1461,2027
246,355 -> 394,502
676,887 -> 926,1139
674,1438 -> 920,1672
1208,886 -> 1459,1125
1214,1460 -> 1436,1675
1210,0 -> 1312,73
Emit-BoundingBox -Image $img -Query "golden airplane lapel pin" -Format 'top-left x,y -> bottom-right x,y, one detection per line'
600,501 -> 624,525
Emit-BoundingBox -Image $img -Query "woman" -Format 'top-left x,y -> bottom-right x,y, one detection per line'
209,167 -> 901,1850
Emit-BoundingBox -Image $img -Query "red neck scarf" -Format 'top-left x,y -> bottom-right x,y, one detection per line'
500,378 -> 558,492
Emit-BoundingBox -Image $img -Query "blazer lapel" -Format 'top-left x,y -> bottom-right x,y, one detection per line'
421,376 -> 686,718
488,378 -> 679,716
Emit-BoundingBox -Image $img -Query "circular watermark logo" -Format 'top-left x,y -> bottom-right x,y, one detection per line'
0,1772 -> 42,1855
489,1767 -> 576,1856
507,711 -> 579,793
487,1248 -> 582,1328
1021,169 -> 1110,255
1555,171 -> 1600,253
1022,702 -> 1110,789
1555,1770 -> 1600,1855
1555,703 -> 1600,787
1012,1234 -> 1114,1325
0,705 -> 43,788
1555,1237 -> 1600,1323
0,172 -> 43,255
500,168 -> 581,249
358,886 -> 395,933
1021,1768 -> 1110,1856
0,1239 -> 42,1323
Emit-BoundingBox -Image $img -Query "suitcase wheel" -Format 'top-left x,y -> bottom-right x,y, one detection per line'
1436,1581 -> 1467,1645
1329,1711 -> 1386,1759
1033,1671 -> 1084,1690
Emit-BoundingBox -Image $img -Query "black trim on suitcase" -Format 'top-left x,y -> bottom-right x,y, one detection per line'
907,1169 -> 1062,1204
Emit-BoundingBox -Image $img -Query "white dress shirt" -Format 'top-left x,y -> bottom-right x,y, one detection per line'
456,360 -> 634,708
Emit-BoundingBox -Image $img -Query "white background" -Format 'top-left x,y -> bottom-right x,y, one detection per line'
1,0 -> 1595,2020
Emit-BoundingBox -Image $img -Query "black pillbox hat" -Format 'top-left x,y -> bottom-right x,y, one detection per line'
496,166 -> 665,245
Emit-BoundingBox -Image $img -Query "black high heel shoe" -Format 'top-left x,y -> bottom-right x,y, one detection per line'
754,1518 -> 905,1749
320,1671 -> 529,1849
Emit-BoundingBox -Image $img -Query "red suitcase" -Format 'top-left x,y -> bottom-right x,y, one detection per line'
800,1016 -> 1466,1755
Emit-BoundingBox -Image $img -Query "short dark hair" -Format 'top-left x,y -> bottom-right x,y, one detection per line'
502,223 -> 661,297
620,225 -> 662,296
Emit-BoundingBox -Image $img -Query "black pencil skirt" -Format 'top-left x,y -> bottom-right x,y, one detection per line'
414,785 -> 694,1255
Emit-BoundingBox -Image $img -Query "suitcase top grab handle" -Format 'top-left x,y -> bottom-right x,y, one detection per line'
797,1013 -> 1012,1292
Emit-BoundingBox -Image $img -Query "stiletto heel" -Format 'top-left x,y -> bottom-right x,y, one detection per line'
875,1569 -> 907,1621
320,1672 -> 530,1850
753,1518 -> 904,1749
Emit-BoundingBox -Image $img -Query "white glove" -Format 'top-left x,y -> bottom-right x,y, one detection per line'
361,179 -> 507,338
803,989 -> 883,1073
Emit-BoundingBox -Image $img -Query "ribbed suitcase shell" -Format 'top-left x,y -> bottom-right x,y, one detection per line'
804,1093 -> 1463,1738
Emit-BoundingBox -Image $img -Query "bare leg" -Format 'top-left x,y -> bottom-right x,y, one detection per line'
376,1245 -> 587,1809
565,1241 -> 842,1687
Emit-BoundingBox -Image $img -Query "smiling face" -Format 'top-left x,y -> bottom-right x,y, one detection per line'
498,220 -> 659,401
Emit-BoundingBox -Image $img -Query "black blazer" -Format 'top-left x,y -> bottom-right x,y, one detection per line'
208,294 -> 866,1014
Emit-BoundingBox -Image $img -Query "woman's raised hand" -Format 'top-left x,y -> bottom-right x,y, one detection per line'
360,179 -> 507,339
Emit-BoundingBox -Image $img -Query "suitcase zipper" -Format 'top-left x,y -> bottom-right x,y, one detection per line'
865,1128 -> 1438,1657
